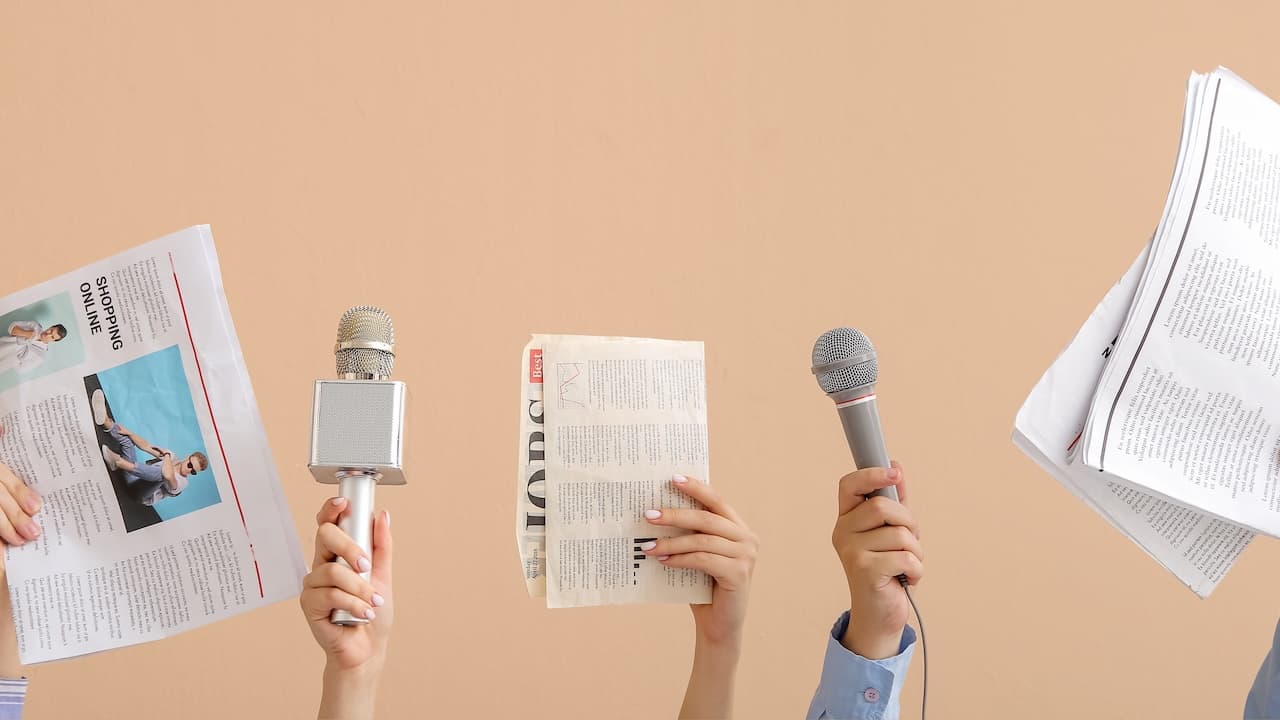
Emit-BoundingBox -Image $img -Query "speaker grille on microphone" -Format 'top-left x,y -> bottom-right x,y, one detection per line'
336,306 -> 396,377
811,327 -> 878,393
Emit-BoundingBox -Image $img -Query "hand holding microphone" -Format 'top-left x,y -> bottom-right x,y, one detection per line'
308,306 -> 408,626
811,329 -> 925,663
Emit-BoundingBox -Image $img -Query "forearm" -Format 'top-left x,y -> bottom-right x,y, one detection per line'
318,662 -> 382,720
679,639 -> 740,720
161,461 -> 180,491
124,430 -> 157,456
841,614 -> 904,661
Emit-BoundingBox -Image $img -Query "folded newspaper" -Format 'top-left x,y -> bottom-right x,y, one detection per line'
0,225 -> 305,662
516,335 -> 713,608
1013,67 -> 1280,595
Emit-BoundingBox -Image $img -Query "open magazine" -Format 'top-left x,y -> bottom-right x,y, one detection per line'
516,335 -> 712,608
0,225 -> 305,662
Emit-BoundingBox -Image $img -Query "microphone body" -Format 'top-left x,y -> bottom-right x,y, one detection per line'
834,391 -> 898,502
309,307 -> 408,626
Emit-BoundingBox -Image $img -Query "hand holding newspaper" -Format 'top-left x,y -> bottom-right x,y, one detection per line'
1073,68 -> 1280,539
1013,67 -> 1280,594
517,335 -> 713,607
0,226 -> 304,662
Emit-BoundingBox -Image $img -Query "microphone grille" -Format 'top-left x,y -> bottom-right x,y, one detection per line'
335,306 -> 395,377
811,327 -> 878,393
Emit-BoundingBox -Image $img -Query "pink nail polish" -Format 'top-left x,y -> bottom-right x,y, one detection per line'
644,509 -> 662,520
656,555 -> 670,562
357,557 -> 372,573
639,541 -> 658,551
372,593 -> 385,607
364,609 -> 376,621
330,497 -> 344,506
672,474 -> 688,484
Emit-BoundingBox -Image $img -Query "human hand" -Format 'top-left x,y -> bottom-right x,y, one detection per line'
832,461 -> 923,660
0,425 -> 41,546
300,498 -> 393,672
642,475 -> 757,650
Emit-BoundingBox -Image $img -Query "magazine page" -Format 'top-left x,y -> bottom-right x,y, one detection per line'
0,225 -> 305,662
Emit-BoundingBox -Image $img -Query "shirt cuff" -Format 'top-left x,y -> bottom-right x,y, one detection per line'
806,611 -> 916,720
0,677 -> 28,720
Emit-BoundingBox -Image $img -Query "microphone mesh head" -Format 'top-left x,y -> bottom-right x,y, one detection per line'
811,327 -> 878,393
335,306 -> 395,377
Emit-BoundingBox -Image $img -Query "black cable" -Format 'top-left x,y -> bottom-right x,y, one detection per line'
903,584 -> 927,720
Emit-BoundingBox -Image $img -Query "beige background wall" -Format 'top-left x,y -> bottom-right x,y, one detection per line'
1,2 -> 1278,718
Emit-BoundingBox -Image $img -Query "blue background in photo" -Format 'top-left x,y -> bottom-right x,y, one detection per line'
98,345 -> 221,521
0,293 -> 87,393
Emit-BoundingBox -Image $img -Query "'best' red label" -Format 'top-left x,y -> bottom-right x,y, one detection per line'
529,348 -> 543,383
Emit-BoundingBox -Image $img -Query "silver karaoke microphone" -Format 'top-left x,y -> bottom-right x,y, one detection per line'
810,327 -> 898,502
309,306 -> 408,625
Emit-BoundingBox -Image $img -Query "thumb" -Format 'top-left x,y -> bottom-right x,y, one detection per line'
371,510 -> 393,587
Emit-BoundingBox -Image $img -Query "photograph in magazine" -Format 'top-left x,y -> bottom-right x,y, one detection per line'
0,293 -> 85,393
85,345 -> 221,532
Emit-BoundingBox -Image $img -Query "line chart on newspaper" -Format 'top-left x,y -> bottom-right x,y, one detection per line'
0,225 -> 304,663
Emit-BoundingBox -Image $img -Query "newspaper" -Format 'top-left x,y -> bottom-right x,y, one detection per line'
517,335 -> 713,608
1014,245 -> 1253,597
0,225 -> 305,662
1074,68 -> 1280,537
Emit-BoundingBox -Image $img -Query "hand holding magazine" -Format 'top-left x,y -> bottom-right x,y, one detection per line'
0,226 -> 304,662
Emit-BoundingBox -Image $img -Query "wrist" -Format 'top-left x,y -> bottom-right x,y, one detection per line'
841,611 -> 905,661
319,660 -> 383,720
693,632 -> 743,662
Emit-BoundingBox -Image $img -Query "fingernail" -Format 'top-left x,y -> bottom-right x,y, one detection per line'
372,593 -> 385,607
23,500 -> 40,515
885,468 -> 900,480
672,474 -> 688,484
639,541 -> 658,551
25,522 -> 39,539
330,497 -> 344,506
357,557 -> 372,573
656,555 -> 670,562
364,609 -> 376,621
644,509 -> 662,520
384,510 -> 391,527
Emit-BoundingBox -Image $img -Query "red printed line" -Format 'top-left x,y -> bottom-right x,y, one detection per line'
835,392 -> 876,408
1066,430 -> 1083,455
169,253 -> 265,599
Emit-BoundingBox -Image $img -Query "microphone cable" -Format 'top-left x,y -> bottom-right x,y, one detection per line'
902,582 -> 927,720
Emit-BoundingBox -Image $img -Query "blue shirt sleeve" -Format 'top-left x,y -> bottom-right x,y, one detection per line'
0,678 -> 27,720
1247,618 -> 1280,719
807,612 -> 916,720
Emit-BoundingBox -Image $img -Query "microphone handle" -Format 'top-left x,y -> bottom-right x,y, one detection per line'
331,471 -> 377,626
836,395 -> 899,502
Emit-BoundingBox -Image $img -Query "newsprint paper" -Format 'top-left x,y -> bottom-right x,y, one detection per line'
517,335 -> 713,608
0,225 -> 304,662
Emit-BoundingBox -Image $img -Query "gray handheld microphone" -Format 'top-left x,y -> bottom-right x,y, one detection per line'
810,327 -> 898,502
813,327 -> 928,719
309,306 -> 408,626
